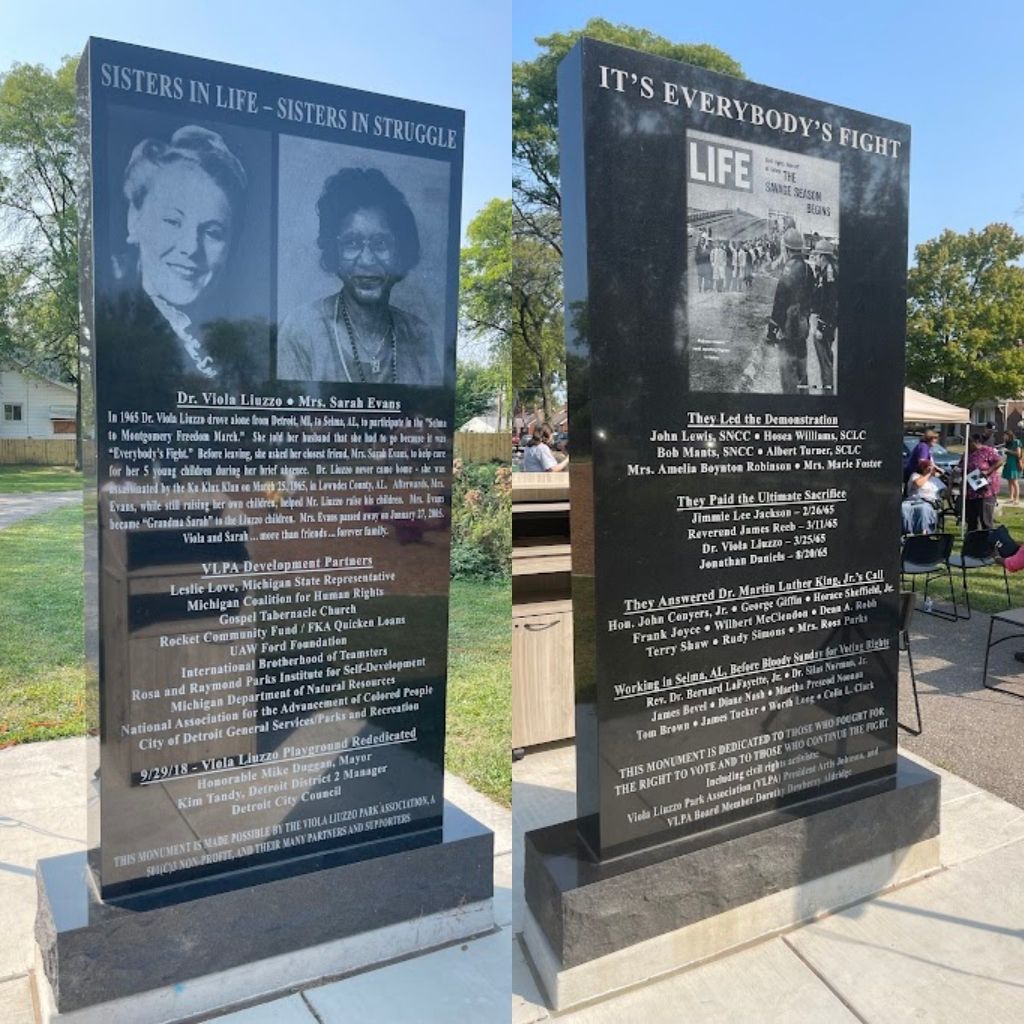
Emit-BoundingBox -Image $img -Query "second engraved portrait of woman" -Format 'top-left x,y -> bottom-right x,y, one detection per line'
276,137 -> 451,387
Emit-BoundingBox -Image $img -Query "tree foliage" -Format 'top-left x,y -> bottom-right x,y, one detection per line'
0,57 -> 80,383
512,21 -> 743,414
460,197 -> 511,353
513,19 -> 743,229
455,360 -> 502,429
512,208 -> 563,419
459,197 -> 512,426
906,224 -> 1024,409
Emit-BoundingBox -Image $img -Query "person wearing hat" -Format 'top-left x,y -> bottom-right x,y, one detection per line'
810,239 -> 838,393
904,428 -> 939,483
766,227 -> 813,393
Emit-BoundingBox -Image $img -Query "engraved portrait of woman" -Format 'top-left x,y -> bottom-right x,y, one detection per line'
277,167 -> 441,386
99,124 -> 268,410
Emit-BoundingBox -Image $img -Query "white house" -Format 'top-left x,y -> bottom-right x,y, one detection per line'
0,366 -> 76,439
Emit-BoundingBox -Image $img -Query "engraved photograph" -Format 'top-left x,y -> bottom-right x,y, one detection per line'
276,136 -> 452,386
686,129 -> 840,395
97,108 -> 272,411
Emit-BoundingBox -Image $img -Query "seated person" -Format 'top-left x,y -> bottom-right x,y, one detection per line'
522,423 -> 569,473
901,458 -> 944,534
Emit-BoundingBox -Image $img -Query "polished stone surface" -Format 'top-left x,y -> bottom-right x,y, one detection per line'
36,802 -> 491,1012
558,38 -> 912,858
525,755 -> 937,968
79,36 -> 465,901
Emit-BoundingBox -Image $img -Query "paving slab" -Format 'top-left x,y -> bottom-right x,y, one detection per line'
513,931 -> 550,1024
447,770 -> 512,856
900,607 -> 1024,809
561,938 -> 860,1024
304,929 -> 510,1024
512,744 -> 575,936
0,975 -> 36,1024
210,994 -> 316,1023
785,834 -> 1024,1023
0,739 -> 86,979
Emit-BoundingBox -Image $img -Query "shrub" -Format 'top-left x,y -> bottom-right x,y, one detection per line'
450,459 -> 511,579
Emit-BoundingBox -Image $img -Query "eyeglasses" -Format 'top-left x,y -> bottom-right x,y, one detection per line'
337,233 -> 396,262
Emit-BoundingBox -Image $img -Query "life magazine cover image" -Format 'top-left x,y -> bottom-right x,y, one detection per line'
687,129 -> 840,395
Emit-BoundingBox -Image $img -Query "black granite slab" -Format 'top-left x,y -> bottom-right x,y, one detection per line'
558,38 -> 912,859
37,802 -> 492,1013
78,37 -> 465,899
525,756 -> 938,968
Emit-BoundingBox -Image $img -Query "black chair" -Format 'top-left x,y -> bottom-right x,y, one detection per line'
900,533 -> 957,621
898,591 -> 922,735
981,608 -> 1024,700
949,529 -> 1011,620
936,474 -> 962,533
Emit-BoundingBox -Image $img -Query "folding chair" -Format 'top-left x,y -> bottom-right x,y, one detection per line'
981,608 -> 1024,700
936,476 -> 961,533
949,529 -> 1011,620
898,591 -> 922,735
900,533 -> 957,621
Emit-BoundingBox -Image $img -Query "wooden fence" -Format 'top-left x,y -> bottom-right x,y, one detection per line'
0,438 -> 77,465
454,431 -> 509,464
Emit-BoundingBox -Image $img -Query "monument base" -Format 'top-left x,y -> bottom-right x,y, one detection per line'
523,756 -> 940,1011
35,803 -> 493,1023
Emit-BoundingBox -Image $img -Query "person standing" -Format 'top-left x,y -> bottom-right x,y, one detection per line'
711,243 -> 726,293
810,239 -> 838,394
767,228 -> 812,393
964,433 -> 1004,532
1002,430 -> 1022,505
695,238 -> 712,294
904,428 -> 938,483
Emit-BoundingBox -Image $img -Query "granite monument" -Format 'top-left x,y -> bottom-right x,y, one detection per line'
34,37 -> 492,1022
523,38 -> 939,1010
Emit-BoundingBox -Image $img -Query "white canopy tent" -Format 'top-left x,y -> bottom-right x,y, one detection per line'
903,387 -> 970,425
903,386 -> 971,536
458,416 -> 498,433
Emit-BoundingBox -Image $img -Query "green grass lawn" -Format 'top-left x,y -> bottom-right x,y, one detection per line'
0,504 -> 86,745
447,578 -> 511,805
0,503 -> 512,802
0,464 -> 82,492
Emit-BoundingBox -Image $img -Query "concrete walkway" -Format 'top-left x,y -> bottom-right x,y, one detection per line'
512,743 -> 1024,1023
0,491 -> 80,530
0,738 -> 511,1023
899,600 -> 1024,809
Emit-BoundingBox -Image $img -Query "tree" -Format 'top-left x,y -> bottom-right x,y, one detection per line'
460,197 -> 512,357
0,58 -> 80,380
512,209 -> 563,420
512,21 -> 743,412
459,198 -> 512,427
513,19 -> 743,232
455,361 -> 500,429
906,224 -> 1024,410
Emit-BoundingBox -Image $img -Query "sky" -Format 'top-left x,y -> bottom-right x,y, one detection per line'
3,0 -> 1021,262
514,0 -> 1024,259
0,0 -> 510,241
